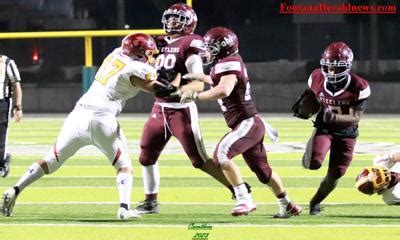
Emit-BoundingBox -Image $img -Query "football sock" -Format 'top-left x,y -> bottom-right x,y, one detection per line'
145,193 -> 158,202
116,172 -> 133,209
276,192 -> 291,209
15,162 -> 45,192
142,163 -> 160,196
120,203 -> 129,210
234,183 -> 252,202
310,174 -> 338,205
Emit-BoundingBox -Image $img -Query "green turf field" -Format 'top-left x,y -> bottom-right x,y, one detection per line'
1,114 -> 400,240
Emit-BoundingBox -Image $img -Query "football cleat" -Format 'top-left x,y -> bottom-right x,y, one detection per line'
0,153 -> 11,178
231,201 -> 256,216
134,200 -> 159,214
273,201 -> 302,218
1,187 -> 17,217
117,207 -> 141,220
309,203 -> 323,215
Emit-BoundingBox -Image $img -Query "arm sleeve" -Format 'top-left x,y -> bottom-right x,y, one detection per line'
353,99 -> 367,111
185,54 -> 204,74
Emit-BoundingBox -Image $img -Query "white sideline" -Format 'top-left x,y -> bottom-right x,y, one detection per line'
0,186 -> 359,189
4,175 -> 359,179
15,202 -> 384,205
0,223 -> 398,228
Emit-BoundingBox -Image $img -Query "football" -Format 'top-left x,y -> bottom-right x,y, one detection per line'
298,91 -> 320,118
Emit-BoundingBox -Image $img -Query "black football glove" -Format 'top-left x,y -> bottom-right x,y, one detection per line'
154,78 -> 178,97
158,67 -> 178,82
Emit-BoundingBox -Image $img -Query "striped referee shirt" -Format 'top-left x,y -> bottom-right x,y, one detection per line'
0,55 -> 21,100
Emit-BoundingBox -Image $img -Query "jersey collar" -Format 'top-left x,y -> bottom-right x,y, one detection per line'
324,75 -> 351,97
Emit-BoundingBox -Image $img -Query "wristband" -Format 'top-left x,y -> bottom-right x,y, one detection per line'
14,105 -> 22,111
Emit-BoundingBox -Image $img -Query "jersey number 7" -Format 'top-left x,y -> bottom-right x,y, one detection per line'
95,55 -> 126,85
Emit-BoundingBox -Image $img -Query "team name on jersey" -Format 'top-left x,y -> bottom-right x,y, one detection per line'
160,47 -> 180,53
319,96 -> 350,106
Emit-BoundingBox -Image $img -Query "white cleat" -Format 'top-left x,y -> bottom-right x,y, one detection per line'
231,202 -> 256,216
117,207 -> 142,220
273,201 -> 302,218
1,188 -> 17,217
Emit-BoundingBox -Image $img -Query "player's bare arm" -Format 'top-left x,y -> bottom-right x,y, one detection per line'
130,74 -> 180,95
197,74 -> 237,100
327,107 -> 363,125
183,73 -> 213,84
180,79 -> 204,92
180,74 -> 237,103
11,81 -> 23,122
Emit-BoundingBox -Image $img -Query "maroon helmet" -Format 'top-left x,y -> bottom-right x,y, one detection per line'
121,33 -> 159,64
320,42 -> 353,84
162,3 -> 197,35
355,166 -> 391,195
203,27 -> 239,65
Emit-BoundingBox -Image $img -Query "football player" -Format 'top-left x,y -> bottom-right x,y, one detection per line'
0,33 -> 177,219
180,27 -> 302,217
356,151 -> 400,204
292,42 -> 371,215
134,3 -> 240,215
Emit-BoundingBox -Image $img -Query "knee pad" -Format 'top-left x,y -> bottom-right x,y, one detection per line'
250,164 -> 272,184
139,148 -> 160,166
43,153 -> 63,174
258,166 -> 272,184
113,153 -> 132,171
328,167 -> 347,179
309,160 -> 322,170
192,160 -> 204,169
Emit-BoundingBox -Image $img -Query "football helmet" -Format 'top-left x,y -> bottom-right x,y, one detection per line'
355,166 -> 391,195
162,3 -> 197,35
320,42 -> 353,85
121,33 -> 159,65
203,27 -> 239,65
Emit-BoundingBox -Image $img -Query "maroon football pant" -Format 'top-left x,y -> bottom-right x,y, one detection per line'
213,115 -> 272,184
302,128 -> 357,179
139,102 -> 209,168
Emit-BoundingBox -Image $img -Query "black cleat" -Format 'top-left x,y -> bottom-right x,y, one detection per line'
133,200 -> 159,214
231,182 -> 252,200
309,203 -> 323,215
0,153 -> 11,178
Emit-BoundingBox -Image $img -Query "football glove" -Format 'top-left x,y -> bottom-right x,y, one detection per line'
180,89 -> 198,104
291,89 -> 320,119
154,79 -> 178,97
158,67 -> 178,82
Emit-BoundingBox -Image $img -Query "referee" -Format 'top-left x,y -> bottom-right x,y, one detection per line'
0,54 -> 23,177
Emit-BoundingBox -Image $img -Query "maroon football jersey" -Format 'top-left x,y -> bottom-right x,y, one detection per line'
154,34 -> 205,103
210,55 -> 258,128
308,68 -> 370,136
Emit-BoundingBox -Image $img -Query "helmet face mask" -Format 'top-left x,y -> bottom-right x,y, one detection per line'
355,167 -> 391,195
162,4 -> 197,35
320,42 -> 353,85
201,44 -> 219,66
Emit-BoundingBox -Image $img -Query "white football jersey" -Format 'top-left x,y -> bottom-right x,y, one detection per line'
381,162 -> 400,205
77,48 -> 157,116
